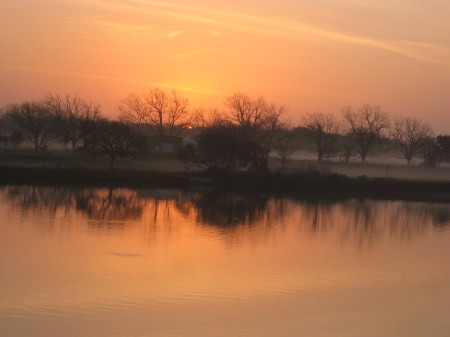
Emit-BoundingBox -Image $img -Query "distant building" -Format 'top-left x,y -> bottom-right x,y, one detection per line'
146,135 -> 182,153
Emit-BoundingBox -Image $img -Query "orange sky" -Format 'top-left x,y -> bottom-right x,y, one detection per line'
1,0 -> 450,132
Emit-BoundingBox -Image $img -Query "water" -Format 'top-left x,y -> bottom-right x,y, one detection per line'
0,185 -> 449,337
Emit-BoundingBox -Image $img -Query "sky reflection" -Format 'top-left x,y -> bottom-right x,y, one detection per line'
0,185 -> 449,337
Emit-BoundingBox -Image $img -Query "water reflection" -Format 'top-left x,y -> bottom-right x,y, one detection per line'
191,192 -> 270,226
1,185 -> 449,246
76,188 -> 145,223
1,185 -> 450,337
5,185 -> 76,212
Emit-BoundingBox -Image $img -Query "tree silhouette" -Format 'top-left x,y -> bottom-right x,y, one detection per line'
390,117 -> 433,165
273,127 -> 297,171
84,120 -> 146,169
436,135 -> 450,163
6,101 -> 55,151
45,93 -> 101,149
342,104 -> 389,163
119,87 -> 190,136
302,111 -> 341,161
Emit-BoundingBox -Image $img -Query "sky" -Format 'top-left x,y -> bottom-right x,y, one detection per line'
1,0 -> 450,132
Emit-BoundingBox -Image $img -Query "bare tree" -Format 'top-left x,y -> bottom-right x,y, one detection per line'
84,120 -> 146,169
167,90 -> 189,136
390,117 -> 433,165
0,111 -> 11,147
191,107 -> 226,128
226,92 -> 289,153
225,92 -> 268,129
302,111 -> 341,161
144,88 -> 167,135
437,135 -> 450,163
273,127 -> 298,171
337,132 -> 355,163
262,103 -> 289,154
342,104 -> 389,163
224,92 -> 290,173
420,138 -> 442,167
118,93 -> 149,125
6,101 -> 55,151
119,88 -> 190,136
45,93 -> 101,149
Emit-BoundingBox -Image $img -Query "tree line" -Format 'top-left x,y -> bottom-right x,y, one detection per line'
0,93 -> 145,169
0,89 -> 449,171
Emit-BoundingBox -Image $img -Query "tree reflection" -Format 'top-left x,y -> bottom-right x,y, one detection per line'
190,192 -> 270,227
5,185 -> 76,212
75,188 -> 145,223
1,185 -> 449,247
296,199 -> 335,235
2,186 -> 145,227
429,205 -> 450,229
299,198 -> 449,248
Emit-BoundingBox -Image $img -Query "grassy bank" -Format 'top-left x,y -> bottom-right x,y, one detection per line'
0,149 -> 186,172
1,149 -> 449,202
1,165 -> 449,202
268,158 -> 450,183
0,166 -> 189,188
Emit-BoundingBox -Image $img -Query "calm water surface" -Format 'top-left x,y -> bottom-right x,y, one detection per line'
0,185 -> 449,337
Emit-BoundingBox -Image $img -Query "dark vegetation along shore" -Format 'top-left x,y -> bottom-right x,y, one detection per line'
1,163 -> 449,204
0,89 -> 449,203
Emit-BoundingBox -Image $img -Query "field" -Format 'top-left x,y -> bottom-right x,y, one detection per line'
0,149 -> 186,172
276,159 -> 450,183
267,149 -> 450,183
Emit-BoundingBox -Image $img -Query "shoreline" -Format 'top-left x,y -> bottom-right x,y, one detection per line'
1,165 -> 449,203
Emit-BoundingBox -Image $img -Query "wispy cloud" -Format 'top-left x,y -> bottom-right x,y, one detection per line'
402,40 -> 446,52
98,0 -> 449,67
167,30 -> 183,38
61,16 -> 150,33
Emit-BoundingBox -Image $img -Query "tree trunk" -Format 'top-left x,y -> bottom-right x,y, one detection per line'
109,155 -> 115,169
281,156 -> 287,169
345,153 -> 350,163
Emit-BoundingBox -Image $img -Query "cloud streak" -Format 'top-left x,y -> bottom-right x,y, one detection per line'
61,16 -> 151,32
167,30 -> 184,38
96,0 -> 449,67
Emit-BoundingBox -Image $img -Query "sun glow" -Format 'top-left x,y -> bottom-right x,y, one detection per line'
1,0 -> 450,131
